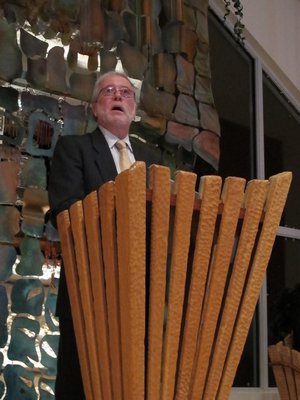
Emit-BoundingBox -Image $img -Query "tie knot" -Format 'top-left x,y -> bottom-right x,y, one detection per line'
116,140 -> 127,151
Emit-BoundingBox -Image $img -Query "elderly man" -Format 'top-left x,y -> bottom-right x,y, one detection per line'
48,71 -> 162,399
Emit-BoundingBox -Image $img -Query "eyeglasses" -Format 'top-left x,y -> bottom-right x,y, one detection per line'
99,85 -> 135,99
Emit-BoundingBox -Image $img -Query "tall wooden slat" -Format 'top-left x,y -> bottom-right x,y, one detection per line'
83,191 -> 112,400
161,170 -> 197,400
269,342 -> 300,400
98,182 -> 123,400
175,175 -> 222,399
69,201 -> 103,400
190,176 -> 246,400
56,163 -> 292,400
203,179 -> 269,399
218,171 -> 292,399
292,349 -> 300,398
56,211 -> 94,400
146,165 -> 171,400
282,345 -> 297,399
269,343 -> 290,400
115,162 -> 146,400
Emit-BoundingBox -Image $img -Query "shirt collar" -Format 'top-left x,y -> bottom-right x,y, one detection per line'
99,125 -> 133,152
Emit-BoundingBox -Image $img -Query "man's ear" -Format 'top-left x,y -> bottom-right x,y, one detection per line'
91,102 -> 97,117
131,104 -> 137,121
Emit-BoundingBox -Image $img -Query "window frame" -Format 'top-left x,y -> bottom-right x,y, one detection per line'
209,2 -> 300,397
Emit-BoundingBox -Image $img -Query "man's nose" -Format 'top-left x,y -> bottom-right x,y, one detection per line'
113,89 -> 123,99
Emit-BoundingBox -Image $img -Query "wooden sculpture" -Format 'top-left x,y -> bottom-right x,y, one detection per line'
57,162 -> 292,400
269,338 -> 300,399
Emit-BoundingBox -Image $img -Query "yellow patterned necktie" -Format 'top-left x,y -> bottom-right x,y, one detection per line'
115,140 -> 132,172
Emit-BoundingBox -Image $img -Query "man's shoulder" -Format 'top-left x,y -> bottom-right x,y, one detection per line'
56,128 -> 101,148
130,136 -> 162,165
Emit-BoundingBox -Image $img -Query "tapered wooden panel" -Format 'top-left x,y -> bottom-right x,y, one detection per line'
175,175 -> 222,399
98,182 -> 123,400
147,165 -> 171,400
56,211 -> 94,400
161,170 -> 197,400
57,163 -> 292,400
191,176 -> 246,399
115,162 -> 146,400
203,179 -> 269,399
83,191 -> 112,400
269,342 -> 300,400
219,171 -> 293,399
69,201 -> 103,400
282,345 -> 297,400
292,349 -> 300,398
269,343 -> 291,400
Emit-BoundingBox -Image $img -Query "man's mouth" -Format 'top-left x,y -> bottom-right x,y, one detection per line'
111,105 -> 124,112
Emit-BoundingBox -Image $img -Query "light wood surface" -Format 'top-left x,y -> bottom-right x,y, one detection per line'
57,163 -> 292,400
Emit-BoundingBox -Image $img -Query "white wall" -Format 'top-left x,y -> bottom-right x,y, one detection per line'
210,0 -> 300,104
242,0 -> 300,93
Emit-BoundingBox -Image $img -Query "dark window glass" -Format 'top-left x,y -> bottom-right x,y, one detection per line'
208,11 -> 256,181
263,74 -> 300,228
207,10 -> 300,390
264,77 -> 300,385
267,235 -> 300,386
208,10 -> 259,387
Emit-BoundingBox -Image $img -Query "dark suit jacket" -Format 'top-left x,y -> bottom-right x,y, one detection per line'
48,127 -> 162,318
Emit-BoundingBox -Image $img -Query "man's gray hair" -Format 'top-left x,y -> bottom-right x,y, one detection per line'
91,71 -> 138,103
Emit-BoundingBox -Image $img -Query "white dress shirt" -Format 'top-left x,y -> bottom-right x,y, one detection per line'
100,125 -> 136,173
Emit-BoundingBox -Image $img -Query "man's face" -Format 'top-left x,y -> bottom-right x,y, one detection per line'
92,75 -> 136,139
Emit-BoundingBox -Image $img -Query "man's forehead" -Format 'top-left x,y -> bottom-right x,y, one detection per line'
101,75 -> 132,88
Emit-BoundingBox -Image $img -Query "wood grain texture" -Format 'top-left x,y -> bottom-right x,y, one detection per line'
203,179 -> 269,400
69,201 -> 103,400
175,175 -> 222,399
147,165 -> 171,400
218,171 -> 292,399
99,182 -> 123,400
269,343 -> 291,400
57,210 -> 94,400
161,170 -> 197,400
115,162 -> 146,400
190,176 -> 246,400
57,164 -> 292,400
83,191 -> 112,400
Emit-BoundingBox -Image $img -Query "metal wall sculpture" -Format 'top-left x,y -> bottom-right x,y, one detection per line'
0,0 -> 221,398
0,0 -> 220,170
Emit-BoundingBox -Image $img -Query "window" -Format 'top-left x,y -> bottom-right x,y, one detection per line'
208,9 -> 259,387
263,76 -> 300,386
208,10 -> 256,182
208,6 -> 300,394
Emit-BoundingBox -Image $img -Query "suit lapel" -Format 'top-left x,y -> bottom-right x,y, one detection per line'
90,127 -> 118,183
132,140 -> 156,168
90,128 -> 158,183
